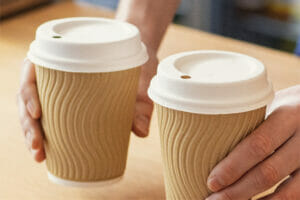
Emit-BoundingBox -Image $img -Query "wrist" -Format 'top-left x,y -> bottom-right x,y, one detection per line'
115,0 -> 180,56
116,15 -> 158,55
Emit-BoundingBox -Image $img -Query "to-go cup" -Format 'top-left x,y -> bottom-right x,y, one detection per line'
27,17 -> 148,187
148,51 -> 274,199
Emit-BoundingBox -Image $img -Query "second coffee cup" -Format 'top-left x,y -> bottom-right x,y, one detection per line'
148,50 -> 274,199
27,17 -> 148,186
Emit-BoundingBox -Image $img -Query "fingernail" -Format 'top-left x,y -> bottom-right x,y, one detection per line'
207,176 -> 223,192
26,100 -> 35,116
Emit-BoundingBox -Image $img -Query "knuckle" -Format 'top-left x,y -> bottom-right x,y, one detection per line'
276,105 -> 299,125
249,133 -> 272,158
295,104 -> 300,120
275,192 -> 295,200
274,106 -> 288,114
19,109 -> 29,126
218,164 -> 236,185
256,163 -> 279,188
19,114 -> 26,125
295,103 -> 300,113
18,86 -> 29,100
23,117 -> 34,130
22,117 -> 30,128
284,105 -> 300,125
219,190 -> 234,200
137,94 -> 153,105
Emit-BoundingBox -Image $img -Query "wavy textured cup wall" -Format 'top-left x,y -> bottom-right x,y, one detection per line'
156,104 -> 266,200
35,65 -> 141,182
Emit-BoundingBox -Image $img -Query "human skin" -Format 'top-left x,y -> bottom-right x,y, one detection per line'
206,85 -> 300,200
18,0 -> 300,199
17,0 -> 181,161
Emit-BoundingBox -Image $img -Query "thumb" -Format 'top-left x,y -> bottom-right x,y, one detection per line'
132,97 -> 153,137
132,52 -> 158,137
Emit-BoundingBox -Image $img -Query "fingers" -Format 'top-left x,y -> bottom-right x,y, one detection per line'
19,59 -> 41,119
132,54 -> 158,137
205,133 -> 300,200
18,58 -> 45,162
26,130 -> 45,163
266,85 -> 300,116
21,58 -> 36,84
132,94 -> 153,137
24,125 -> 44,150
259,170 -> 300,200
207,107 -> 298,192
32,148 -> 46,163
19,83 -> 41,119
19,97 -> 45,162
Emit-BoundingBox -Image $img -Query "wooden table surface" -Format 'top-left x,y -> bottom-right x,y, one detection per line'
0,2 -> 299,200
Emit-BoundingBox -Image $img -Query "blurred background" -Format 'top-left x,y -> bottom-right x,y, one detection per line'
1,0 -> 300,55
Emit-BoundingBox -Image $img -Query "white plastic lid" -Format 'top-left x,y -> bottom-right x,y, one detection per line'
27,17 -> 148,72
148,50 -> 274,114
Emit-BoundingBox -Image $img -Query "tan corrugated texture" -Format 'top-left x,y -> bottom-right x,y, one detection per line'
2,2 -> 299,199
156,104 -> 266,200
35,65 -> 140,182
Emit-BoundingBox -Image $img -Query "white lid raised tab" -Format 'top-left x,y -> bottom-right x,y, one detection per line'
148,50 -> 274,114
28,17 -> 148,72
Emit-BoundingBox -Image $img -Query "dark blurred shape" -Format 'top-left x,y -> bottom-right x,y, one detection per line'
0,0 -> 51,19
211,0 -> 299,53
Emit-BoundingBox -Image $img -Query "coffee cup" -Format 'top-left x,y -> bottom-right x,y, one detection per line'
28,17 -> 148,187
148,50 -> 274,199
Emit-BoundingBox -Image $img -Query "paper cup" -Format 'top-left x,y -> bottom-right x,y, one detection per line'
28,17 -> 148,186
148,50 -> 274,199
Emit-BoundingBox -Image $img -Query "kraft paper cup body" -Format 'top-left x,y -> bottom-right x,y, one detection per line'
28,17 -> 148,187
148,51 -> 274,199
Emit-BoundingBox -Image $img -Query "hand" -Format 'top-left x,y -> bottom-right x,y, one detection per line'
17,51 -> 158,162
206,85 -> 300,200
17,58 -> 45,162
132,48 -> 158,137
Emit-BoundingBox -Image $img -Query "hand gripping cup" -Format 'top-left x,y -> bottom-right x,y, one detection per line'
148,51 -> 274,199
27,17 -> 148,187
